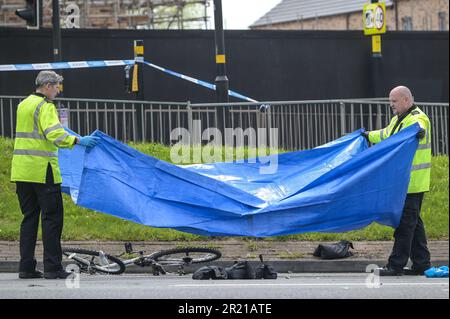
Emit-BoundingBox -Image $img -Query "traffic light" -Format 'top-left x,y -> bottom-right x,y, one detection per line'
15,0 -> 41,29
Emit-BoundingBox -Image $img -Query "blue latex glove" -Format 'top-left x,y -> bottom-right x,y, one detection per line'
79,136 -> 100,148
361,129 -> 369,141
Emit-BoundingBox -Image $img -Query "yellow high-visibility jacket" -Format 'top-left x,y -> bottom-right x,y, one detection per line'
11,93 -> 76,184
368,105 -> 431,193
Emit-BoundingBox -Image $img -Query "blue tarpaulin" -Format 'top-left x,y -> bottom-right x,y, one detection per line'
59,124 -> 420,237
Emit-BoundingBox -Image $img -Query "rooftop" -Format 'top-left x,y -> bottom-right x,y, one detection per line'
251,0 -> 393,28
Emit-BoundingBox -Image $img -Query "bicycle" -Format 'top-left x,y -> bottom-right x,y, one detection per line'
62,242 -> 222,276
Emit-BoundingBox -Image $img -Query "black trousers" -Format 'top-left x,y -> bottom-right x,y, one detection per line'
16,164 -> 64,273
387,192 -> 431,272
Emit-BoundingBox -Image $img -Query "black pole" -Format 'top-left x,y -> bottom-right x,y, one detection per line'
393,0 -> 399,30
37,0 -> 43,28
213,0 -> 229,144
213,0 -> 229,103
52,0 -> 65,121
52,0 -> 62,63
52,0 -> 63,98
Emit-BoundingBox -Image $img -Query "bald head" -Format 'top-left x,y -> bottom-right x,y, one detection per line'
389,86 -> 414,115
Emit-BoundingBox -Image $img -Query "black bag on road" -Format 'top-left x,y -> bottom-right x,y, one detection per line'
313,241 -> 354,259
255,254 -> 277,279
193,255 -> 277,280
192,266 -> 228,280
225,261 -> 256,279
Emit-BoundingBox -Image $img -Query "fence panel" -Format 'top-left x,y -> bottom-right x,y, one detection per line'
1,95 -> 448,155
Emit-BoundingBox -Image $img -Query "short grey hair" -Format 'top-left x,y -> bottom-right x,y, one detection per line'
35,70 -> 64,88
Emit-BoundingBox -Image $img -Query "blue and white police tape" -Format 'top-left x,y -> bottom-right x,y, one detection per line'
0,60 -> 135,72
142,60 -> 257,103
0,59 -> 257,103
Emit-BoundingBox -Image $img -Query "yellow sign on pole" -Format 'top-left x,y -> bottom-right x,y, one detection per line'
363,2 -> 386,36
372,35 -> 382,53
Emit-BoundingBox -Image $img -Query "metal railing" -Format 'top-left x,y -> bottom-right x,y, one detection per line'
1,95 -> 448,155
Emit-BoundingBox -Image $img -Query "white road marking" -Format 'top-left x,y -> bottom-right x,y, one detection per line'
173,282 -> 449,288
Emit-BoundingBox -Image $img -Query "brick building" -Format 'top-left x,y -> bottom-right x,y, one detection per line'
250,0 -> 449,31
0,0 -> 209,29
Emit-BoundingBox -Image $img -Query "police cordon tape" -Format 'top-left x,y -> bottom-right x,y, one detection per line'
0,59 -> 258,103
0,60 -> 135,72
142,61 -> 257,102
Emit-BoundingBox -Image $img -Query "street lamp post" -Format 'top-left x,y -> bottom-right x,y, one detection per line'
213,0 -> 229,142
52,0 -> 67,124
52,0 -> 62,63
213,0 -> 229,103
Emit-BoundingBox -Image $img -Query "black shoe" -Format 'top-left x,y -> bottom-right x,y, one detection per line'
378,267 -> 403,276
403,268 -> 426,276
18,270 -> 43,279
44,270 -> 73,279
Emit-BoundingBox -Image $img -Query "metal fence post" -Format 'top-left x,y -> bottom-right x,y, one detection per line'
340,101 -> 346,136
376,103 -> 382,129
187,100 -> 193,145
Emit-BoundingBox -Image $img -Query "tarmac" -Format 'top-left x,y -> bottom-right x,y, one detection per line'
0,239 -> 448,274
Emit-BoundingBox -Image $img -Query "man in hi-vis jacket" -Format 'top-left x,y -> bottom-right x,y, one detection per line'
363,86 -> 432,276
11,70 -> 99,279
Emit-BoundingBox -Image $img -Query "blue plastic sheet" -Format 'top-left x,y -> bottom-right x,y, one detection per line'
60,124 -> 420,237
424,266 -> 449,278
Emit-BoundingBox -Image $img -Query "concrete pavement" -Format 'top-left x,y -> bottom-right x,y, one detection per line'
0,273 -> 448,299
0,239 -> 448,273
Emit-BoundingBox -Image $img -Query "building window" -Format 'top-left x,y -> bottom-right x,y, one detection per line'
402,16 -> 413,30
438,12 -> 448,31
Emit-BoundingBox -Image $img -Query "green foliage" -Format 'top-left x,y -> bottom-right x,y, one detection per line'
151,1 -> 207,29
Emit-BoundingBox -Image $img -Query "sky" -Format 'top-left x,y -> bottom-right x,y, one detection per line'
207,0 -> 282,29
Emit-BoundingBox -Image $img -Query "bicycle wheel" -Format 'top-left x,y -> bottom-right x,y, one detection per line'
62,247 -> 126,275
150,247 -> 222,266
